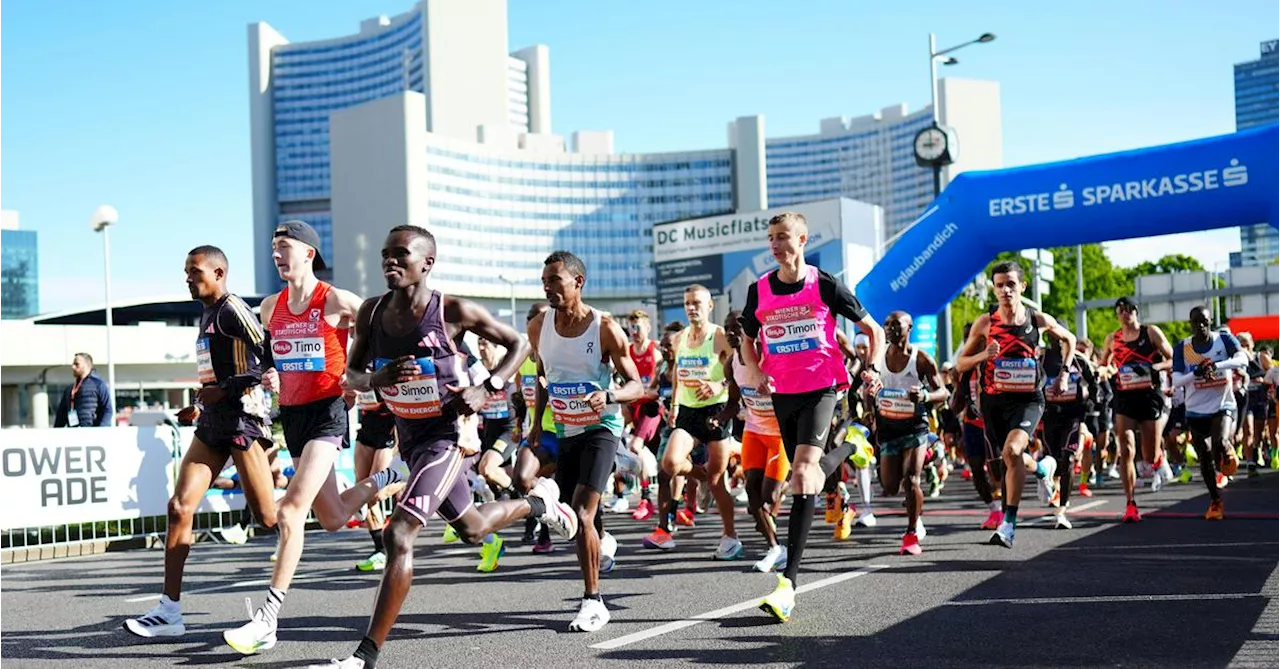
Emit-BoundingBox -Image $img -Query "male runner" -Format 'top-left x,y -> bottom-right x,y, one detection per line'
956,261 -> 1076,549
949,322 -> 1002,529
352,380 -> 401,572
1040,329 -> 1099,529
874,311 -> 948,555
124,246 -> 279,638
1101,297 -> 1175,522
475,337 -> 522,501
659,284 -> 740,558
617,310 -> 663,518
1238,333 -> 1268,475
223,221 -> 406,654
512,302 -> 559,551
741,212 -> 883,622
527,250 -> 645,632
305,227 -> 575,669
640,325 -> 685,548
1171,306 -> 1248,520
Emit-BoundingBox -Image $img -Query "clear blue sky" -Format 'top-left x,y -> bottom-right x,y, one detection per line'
3,0 -> 1276,313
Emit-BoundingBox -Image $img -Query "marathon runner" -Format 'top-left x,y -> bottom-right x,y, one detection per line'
956,261 -> 1076,549
950,322 -> 1003,530
740,211 -> 884,622
351,375 -> 402,573
124,246 -> 278,639
527,250 -> 646,632
1238,333 -> 1268,475
305,226 -> 575,669
1040,329 -> 1099,529
614,309 -> 662,517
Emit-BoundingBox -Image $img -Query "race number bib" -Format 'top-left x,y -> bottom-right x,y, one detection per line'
196,337 -> 216,385
676,356 -> 711,388
876,388 -> 917,421
520,374 -> 538,409
273,335 -> 326,373
355,390 -> 380,412
1117,364 -> 1154,391
548,382 -> 602,428
1044,373 -> 1081,403
759,304 -> 821,355
480,392 -> 511,420
376,357 -> 442,419
740,386 -> 774,417
992,358 -> 1038,394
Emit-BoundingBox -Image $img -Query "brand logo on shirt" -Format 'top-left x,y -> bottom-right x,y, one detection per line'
764,325 -> 787,339
382,385 -> 400,397
273,341 -> 293,355
205,324 -> 215,334
551,399 -> 568,411
308,308 -> 322,322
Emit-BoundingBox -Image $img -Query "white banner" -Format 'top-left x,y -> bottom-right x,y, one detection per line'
0,426 -> 178,531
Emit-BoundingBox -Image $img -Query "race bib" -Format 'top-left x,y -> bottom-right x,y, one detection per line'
876,388 -> 917,421
273,335 -> 326,373
480,392 -> 511,420
1044,373 -> 1081,403
520,374 -> 538,409
992,358 -> 1038,394
759,304 -> 822,355
196,337 -> 216,385
376,357 -> 442,419
1194,373 -> 1229,390
1117,364 -> 1154,391
660,385 -> 673,400
676,356 -> 711,387
355,389 -> 380,412
740,386 -> 774,416
548,382 -> 601,428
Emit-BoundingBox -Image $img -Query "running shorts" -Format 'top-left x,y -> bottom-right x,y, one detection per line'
1113,389 -> 1165,422
555,428 -> 618,497
279,395 -> 349,458
771,387 -> 840,461
398,437 -> 476,526
741,430 -> 789,482
980,395 -> 1045,450
356,409 -> 396,450
195,406 -> 271,454
674,402 -> 731,443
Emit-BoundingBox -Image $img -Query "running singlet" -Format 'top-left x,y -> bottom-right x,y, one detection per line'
538,308 -> 622,438
753,266 -> 849,395
630,340 -> 659,407
369,290 -> 468,445
675,326 -> 727,409
197,294 -> 269,417
1110,326 -> 1163,394
1172,333 -> 1244,418
982,306 -> 1042,399
1042,348 -> 1087,411
268,281 -> 348,406
518,358 -> 556,433
876,348 -> 928,439
732,353 -> 779,437
958,369 -> 984,427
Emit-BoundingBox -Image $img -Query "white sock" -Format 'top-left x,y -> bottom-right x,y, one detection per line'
857,467 -> 873,510
988,500 -> 1001,512
160,594 -> 180,611
483,533 -> 497,544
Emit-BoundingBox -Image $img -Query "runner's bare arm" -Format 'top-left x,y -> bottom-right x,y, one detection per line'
446,296 -> 530,385
955,314 -> 992,374
1037,312 -> 1078,374
1099,331 -> 1116,368
600,315 -> 644,405
916,350 -> 950,405
327,287 -> 365,329
855,313 -> 885,376
257,293 -> 280,391
343,297 -> 383,392
1148,324 -> 1176,371
647,344 -> 663,393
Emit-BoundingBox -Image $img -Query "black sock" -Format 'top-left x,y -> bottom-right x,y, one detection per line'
783,494 -> 816,585
526,495 -> 547,519
594,507 -> 604,536
353,636 -> 379,668
539,523 -> 550,543
640,477 -> 653,501
369,527 -> 385,554
503,485 -> 522,500
583,591 -> 603,601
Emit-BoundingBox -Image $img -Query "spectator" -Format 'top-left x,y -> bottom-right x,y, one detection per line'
54,352 -> 114,428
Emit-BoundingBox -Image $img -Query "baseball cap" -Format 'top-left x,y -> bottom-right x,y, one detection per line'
274,220 -> 327,270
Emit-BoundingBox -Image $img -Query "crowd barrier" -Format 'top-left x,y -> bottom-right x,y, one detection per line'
1,425 -> 362,560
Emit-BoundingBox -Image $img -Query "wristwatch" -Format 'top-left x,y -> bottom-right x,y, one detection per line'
486,375 -> 505,393
605,390 -> 617,405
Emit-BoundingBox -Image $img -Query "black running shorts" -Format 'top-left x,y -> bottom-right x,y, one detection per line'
980,394 -> 1045,451
555,428 -> 618,497
356,409 -> 397,450
1113,389 -> 1165,423
279,395 -> 350,458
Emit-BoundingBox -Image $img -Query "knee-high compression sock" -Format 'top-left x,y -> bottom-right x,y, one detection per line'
782,494 -> 816,585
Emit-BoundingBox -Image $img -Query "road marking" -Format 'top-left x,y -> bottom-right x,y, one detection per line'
1054,540 -> 1277,552
945,592 -> 1263,606
1021,499 -> 1107,524
590,564 -> 888,651
124,547 -> 477,603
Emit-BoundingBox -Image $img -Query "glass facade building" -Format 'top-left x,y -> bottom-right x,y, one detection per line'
1232,40 -> 1279,268
2,228 -> 39,319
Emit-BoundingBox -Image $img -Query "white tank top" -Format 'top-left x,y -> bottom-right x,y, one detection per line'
876,347 -> 923,425
538,307 -> 622,437
882,347 -> 921,392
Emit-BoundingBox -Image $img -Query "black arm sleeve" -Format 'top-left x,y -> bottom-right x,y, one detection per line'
218,298 -> 268,396
818,271 -> 869,323
740,283 -> 762,339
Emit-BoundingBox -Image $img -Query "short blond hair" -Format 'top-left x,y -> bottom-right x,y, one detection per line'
768,211 -> 808,233
628,309 -> 650,322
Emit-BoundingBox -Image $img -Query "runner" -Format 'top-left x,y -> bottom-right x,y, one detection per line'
474,337 -> 522,502
1263,349 -> 1279,465
658,284 -> 740,558
303,226 -> 576,669
1171,306 -> 1247,520
511,302 -> 558,550
223,221 -> 407,654
956,260 -> 1077,549
351,377 -> 402,573
527,250 -> 646,632
873,312 -> 948,555
615,309 -> 662,517
1100,297 -> 1175,522
640,324 -> 686,549
950,322 -> 1003,529
740,211 -> 884,622
124,246 -> 279,638
723,309 -> 791,572
1237,333 -> 1267,475
1040,329 -> 1099,529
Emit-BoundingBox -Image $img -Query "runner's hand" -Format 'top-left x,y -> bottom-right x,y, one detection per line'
176,405 -> 200,426
694,380 -> 720,401
447,385 -> 489,415
371,356 -> 420,387
585,390 -> 609,413
262,368 -> 279,393
985,341 -> 1001,359
1054,372 -> 1070,395
756,376 -> 775,397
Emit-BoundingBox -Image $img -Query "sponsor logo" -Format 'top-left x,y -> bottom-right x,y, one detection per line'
308,308 -> 321,322
551,399 -> 568,411
382,385 -> 400,397
677,369 -> 692,378
995,371 -> 1013,381
273,341 -> 292,355
764,325 -> 786,339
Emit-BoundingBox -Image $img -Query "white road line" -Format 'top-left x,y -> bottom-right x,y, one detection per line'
590,564 -> 888,651
1022,499 -> 1108,525
1054,540 -> 1276,551
123,546 -> 477,603
944,592 -> 1263,606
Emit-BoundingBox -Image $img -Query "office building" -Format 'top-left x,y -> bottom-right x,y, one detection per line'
248,1 -> 1001,311
1231,39 -> 1278,268
1,211 -> 39,320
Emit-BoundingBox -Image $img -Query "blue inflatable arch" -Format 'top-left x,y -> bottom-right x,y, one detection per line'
856,124 -> 1279,319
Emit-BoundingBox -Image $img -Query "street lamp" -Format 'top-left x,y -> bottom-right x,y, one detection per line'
498,275 -> 518,330
90,205 -> 119,416
928,32 -> 995,363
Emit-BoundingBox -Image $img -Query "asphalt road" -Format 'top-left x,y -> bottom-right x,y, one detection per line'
3,471 -> 1276,669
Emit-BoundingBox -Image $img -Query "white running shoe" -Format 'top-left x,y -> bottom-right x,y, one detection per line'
856,512 -> 878,528
1151,470 -> 1164,493
123,600 -> 185,638
599,531 -> 618,573
1107,464 -> 1120,480
1055,512 -> 1073,530
988,521 -> 1015,549
915,518 -> 927,541
713,535 -> 745,561
1037,458 -> 1058,505
530,477 -> 578,539
569,597 -> 610,632
221,524 -> 249,545
753,545 -> 787,573
223,612 -> 277,655
305,658 -> 367,668
608,497 -> 629,514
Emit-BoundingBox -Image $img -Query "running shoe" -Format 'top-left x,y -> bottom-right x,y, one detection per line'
1205,499 -> 1224,521
713,535 -> 745,561
1054,512 -> 1073,530
608,497 -> 630,514
1036,457 -> 1058,505
123,599 -> 185,638
1222,450 -> 1239,477
223,611 -> 277,655
988,521 -> 1015,548
477,537 -> 505,573
900,532 -> 922,556
855,512 -> 878,528
530,477 -> 579,539
355,551 -> 386,572
1216,472 -> 1230,489
600,531 -> 618,573
532,535 -> 555,554
221,524 -> 249,545
642,527 -> 675,550
759,574 -> 795,622
675,508 -> 696,527
442,524 -> 460,544
305,658 -> 367,668
915,518 -> 927,541
824,492 -> 841,523
1077,483 -> 1094,498
569,597 -> 610,632
833,509 -> 854,541
1151,469 -> 1164,493
1121,502 -> 1142,523
980,510 -> 1003,530
753,545 -> 787,573
630,499 -> 655,521
1178,468 -> 1194,484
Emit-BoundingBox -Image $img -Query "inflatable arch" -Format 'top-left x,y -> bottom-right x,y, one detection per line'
856,124 -> 1279,319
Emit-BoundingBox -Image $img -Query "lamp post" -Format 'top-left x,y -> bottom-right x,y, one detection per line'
498,275 -> 518,330
929,31 -> 995,362
91,205 -> 120,415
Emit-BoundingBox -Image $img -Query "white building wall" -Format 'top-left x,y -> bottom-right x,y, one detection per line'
512,45 -> 551,134
938,77 -> 1004,180
729,115 -> 768,211
422,0 -> 511,140
247,22 -> 290,294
